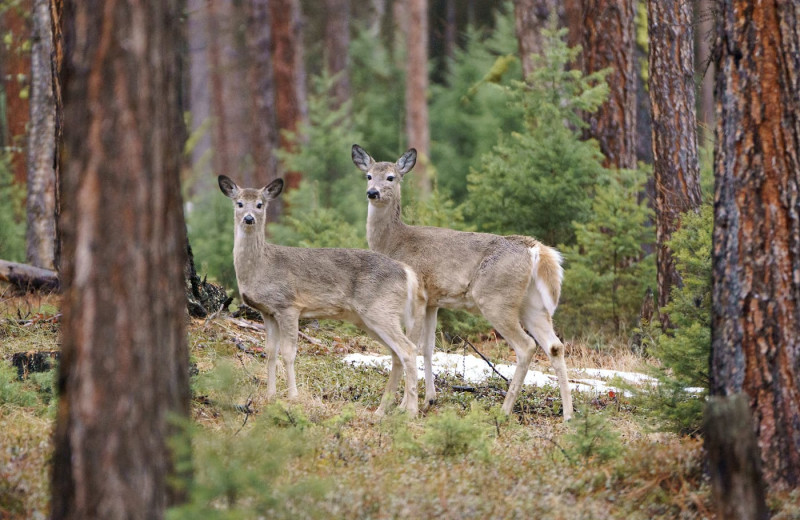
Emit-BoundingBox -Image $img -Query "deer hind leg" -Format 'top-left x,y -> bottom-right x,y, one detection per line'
275,311 -> 300,400
522,301 -> 573,421
364,318 -> 419,417
421,307 -> 438,407
376,351 -> 404,416
490,320 -> 537,415
262,314 -> 280,400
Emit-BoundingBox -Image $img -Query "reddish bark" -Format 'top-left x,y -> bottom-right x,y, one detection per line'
711,0 -> 800,491
0,1 -> 32,185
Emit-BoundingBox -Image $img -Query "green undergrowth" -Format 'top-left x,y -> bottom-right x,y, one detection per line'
8,300 -> 787,518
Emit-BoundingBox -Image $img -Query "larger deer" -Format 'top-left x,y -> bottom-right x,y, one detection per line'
352,145 -> 573,421
219,175 -> 425,416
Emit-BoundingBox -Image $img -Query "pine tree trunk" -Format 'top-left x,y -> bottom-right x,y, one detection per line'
51,1 -> 191,517
244,0 -> 282,223
575,0 -> 638,170
695,0 -> 715,144
512,0 -> 558,80
26,0 -> 57,270
0,0 -> 31,186
405,0 -> 431,196
186,0 -> 214,192
647,0 -> 702,325
324,0 -> 351,111
711,0 -> 800,491
270,0 -> 307,190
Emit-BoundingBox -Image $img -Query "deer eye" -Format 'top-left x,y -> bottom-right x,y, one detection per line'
387,176 -> 395,182
256,202 -> 263,209
366,175 -> 372,181
237,202 -> 243,208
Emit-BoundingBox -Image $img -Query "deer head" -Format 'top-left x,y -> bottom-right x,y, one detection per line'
352,145 -> 416,206
218,175 -> 284,233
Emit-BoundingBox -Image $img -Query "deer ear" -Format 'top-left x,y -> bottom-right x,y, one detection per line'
352,144 -> 375,172
218,175 -> 239,199
396,148 -> 417,175
263,178 -> 284,200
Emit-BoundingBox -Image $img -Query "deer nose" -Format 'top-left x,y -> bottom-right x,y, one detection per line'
244,215 -> 255,225
367,189 -> 380,200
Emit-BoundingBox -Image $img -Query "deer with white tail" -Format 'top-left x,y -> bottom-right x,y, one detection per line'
352,145 -> 573,421
219,175 -> 425,416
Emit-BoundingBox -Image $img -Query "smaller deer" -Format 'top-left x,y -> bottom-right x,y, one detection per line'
219,175 -> 425,416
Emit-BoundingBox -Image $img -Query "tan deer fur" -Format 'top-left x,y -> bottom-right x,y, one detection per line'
219,175 -> 425,416
352,145 -> 573,421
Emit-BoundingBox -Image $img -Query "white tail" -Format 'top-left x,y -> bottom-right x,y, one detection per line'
352,145 -> 573,421
219,175 -> 425,416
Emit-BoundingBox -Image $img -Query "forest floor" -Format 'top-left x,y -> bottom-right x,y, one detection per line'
2,290 -> 799,519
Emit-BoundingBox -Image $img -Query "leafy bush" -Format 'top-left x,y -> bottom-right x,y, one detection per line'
558,167 -> 656,338
0,153 -> 25,262
419,405 -> 492,458
466,24 -> 610,247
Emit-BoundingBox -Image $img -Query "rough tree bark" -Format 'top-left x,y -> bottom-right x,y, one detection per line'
512,0 -> 558,80
710,0 -> 800,491
51,1 -> 191,517
0,0 -> 31,185
647,0 -> 702,324
572,0 -> 638,170
269,0 -> 307,190
695,0 -> 715,144
405,0 -> 431,196
25,0 -> 57,270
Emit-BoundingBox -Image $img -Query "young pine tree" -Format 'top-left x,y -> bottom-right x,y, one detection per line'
466,24 -> 610,247
558,168 -> 656,337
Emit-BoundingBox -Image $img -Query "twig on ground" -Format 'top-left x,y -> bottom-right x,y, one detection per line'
451,334 -> 510,385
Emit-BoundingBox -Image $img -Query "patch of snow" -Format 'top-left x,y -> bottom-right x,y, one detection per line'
342,352 -> 657,396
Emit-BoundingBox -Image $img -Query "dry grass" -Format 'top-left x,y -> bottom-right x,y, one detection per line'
2,289 -> 797,518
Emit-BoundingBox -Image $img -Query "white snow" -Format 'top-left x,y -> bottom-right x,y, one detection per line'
342,351 -> 659,396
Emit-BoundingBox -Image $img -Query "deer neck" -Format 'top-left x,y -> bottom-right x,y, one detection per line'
366,196 -> 404,252
233,225 -> 271,285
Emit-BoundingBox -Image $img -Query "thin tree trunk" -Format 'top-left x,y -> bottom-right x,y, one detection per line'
244,0 -> 282,222
269,0 -> 307,190
405,0 -> 431,197
577,0 -> 638,170
26,0 -> 57,270
695,0 -> 714,144
49,0 -> 63,272
51,1 -> 191,517
512,0 -> 557,80
647,0 -> 702,325
711,0 -> 800,491
186,0 -> 214,194
324,0 -> 351,111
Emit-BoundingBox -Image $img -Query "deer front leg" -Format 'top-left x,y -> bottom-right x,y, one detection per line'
262,314 -> 280,400
275,311 -> 300,400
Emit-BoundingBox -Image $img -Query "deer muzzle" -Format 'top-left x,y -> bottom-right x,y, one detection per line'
367,189 -> 380,200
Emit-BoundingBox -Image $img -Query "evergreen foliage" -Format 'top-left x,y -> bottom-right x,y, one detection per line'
0,153 -> 25,262
644,204 -> 712,435
558,168 -> 656,337
349,27 -> 406,162
563,407 -> 623,464
186,187 -> 237,290
269,75 -> 366,247
466,24 -> 610,246
429,7 -> 522,204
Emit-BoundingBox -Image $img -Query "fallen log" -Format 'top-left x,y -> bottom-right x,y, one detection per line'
0,259 -> 60,292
